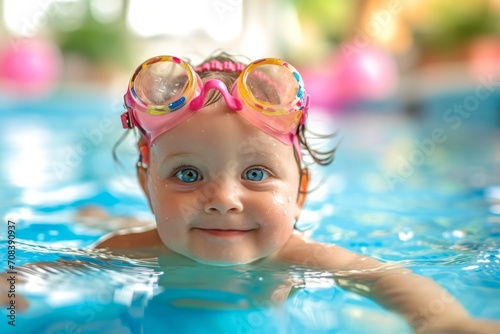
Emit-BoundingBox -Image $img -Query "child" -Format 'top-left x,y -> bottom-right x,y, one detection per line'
5,52 -> 497,333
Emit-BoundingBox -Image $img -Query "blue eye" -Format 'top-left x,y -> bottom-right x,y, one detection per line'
244,168 -> 268,181
175,168 -> 200,183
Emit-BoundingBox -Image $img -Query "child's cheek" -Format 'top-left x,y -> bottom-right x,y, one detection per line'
270,191 -> 296,221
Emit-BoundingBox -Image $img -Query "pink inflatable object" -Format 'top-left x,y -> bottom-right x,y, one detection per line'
0,39 -> 61,97
468,37 -> 500,77
301,45 -> 399,112
336,46 -> 398,101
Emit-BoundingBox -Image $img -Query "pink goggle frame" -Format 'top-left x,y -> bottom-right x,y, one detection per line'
121,56 -> 310,158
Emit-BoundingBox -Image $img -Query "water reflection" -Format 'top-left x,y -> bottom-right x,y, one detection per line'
2,244 -> 410,333
21,237 -> 500,333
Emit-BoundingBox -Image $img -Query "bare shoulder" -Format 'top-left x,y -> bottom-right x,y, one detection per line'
276,232 -> 381,271
91,226 -> 164,250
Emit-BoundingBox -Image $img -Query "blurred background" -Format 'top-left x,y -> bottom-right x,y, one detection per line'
0,0 -> 499,224
1,0 -> 499,103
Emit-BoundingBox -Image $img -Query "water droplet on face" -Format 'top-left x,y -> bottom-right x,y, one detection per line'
283,210 -> 288,216
288,196 -> 292,203
273,192 -> 285,205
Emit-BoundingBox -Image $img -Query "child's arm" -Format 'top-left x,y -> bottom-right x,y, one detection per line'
278,233 -> 500,334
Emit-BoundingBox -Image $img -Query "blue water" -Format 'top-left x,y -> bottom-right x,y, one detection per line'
0,88 -> 499,334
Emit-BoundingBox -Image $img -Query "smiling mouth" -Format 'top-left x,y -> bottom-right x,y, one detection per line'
194,228 -> 253,237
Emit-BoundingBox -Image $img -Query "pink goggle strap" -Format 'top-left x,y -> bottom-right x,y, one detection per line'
194,60 -> 245,72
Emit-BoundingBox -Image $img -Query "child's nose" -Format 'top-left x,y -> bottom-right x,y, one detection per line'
203,180 -> 243,215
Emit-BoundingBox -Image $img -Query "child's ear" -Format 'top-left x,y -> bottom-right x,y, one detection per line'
295,168 -> 309,219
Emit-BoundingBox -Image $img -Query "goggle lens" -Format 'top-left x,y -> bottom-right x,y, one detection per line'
134,61 -> 189,108
245,63 -> 299,108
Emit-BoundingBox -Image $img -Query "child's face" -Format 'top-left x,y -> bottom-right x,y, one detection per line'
139,99 -> 303,265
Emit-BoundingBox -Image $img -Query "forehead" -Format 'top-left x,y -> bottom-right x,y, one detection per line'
151,102 -> 295,163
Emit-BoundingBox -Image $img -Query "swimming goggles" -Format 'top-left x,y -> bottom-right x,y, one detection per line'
121,56 -> 310,156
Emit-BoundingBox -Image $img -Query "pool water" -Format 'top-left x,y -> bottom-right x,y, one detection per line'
0,88 -> 499,334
